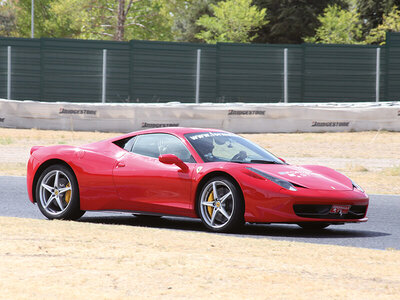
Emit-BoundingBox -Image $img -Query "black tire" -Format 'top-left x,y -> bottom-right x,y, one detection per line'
297,223 -> 330,230
197,176 -> 244,233
35,164 -> 85,220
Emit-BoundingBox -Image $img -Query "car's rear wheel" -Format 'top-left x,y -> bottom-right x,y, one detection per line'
36,164 -> 85,220
198,177 -> 244,232
297,223 -> 330,230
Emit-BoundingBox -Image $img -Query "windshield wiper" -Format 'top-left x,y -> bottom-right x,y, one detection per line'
230,159 -> 282,164
230,160 -> 247,164
250,159 -> 282,164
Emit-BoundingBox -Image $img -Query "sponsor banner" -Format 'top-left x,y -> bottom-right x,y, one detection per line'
311,121 -> 350,127
141,122 -> 180,128
59,108 -> 97,116
0,99 -> 399,133
227,110 -> 265,116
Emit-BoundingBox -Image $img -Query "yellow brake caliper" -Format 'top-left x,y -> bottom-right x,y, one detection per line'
207,191 -> 214,217
65,183 -> 71,204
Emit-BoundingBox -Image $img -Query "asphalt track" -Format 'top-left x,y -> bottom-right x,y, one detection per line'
1,175 -> 399,250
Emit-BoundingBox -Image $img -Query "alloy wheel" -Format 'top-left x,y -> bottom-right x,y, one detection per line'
38,169 -> 73,217
200,180 -> 235,229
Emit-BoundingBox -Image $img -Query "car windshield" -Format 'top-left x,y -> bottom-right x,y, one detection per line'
184,132 -> 283,164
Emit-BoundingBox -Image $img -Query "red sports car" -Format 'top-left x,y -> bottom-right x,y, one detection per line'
27,127 -> 369,232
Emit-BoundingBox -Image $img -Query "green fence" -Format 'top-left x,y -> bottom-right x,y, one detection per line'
0,33 -> 399,103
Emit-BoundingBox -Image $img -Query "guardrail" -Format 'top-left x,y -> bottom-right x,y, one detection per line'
1,99 -> 399,133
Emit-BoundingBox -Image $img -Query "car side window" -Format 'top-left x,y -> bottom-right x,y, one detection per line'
123,136 -> 137,152
131,133 -> 195,163
113,136 -> 137,152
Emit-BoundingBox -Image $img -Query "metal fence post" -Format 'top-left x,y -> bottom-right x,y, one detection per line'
283,48 -> 288,103
102,49 -> 107,103
195,49 -> 201,104
7,46 -> 11,100
31,0 -> 35,38
376,47 -> 381,103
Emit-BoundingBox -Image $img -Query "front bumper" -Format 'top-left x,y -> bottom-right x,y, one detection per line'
243,187 -> 369,223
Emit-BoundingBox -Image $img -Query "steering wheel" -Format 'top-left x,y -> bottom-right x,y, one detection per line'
231,151 -> 247,161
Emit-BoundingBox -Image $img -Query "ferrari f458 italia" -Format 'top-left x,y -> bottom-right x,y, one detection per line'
27,128 -> 369,232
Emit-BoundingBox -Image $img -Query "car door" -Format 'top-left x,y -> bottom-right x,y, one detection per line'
112,133 -> 197,216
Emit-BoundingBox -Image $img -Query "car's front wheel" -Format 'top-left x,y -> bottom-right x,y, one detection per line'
36,164 -> 85,220
198,177 -> 244,232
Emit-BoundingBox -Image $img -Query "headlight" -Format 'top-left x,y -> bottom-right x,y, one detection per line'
351,180 -> 364,193
247,167 -> 297,191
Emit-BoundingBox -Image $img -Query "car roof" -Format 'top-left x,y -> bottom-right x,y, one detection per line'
109,127 -> 229,142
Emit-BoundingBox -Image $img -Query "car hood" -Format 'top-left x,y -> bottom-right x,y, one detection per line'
247,164 -> 353,191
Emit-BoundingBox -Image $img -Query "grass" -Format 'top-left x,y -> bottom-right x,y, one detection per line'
384,165 -> 400,176
0,128 -> 399,194
346,164 -> 369,172
242,131 -> 400,160
0,217 -> 399,299
343,171 -> 400,195
0,128 -> 117,145
0,162 -> 27,176
0,136 -> 13,145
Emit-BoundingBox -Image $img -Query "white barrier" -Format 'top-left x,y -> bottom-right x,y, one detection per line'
0,99 -> 399,133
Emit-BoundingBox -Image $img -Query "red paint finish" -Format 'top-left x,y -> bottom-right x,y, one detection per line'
112,152 -> 195,216
27,127 -> 369,224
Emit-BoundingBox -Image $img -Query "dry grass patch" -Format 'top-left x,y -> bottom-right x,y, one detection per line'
1,217 -> 399,299
384,165 -> 400,176
0,136 -> 13,145
0,162 -> 27,176
0,128 -> 118,146
346,164 -> 369,172
242,131 -> 400,159
341,171 -> 400,195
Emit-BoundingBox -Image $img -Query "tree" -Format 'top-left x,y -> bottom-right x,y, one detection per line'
252,0 -> 348,44
365,6 -> 400,44
44,0 -> 85,38
356,0 -> 400,36
9,0 -> 173,41
12,0 -> 62,38
10,0 -> 84,38
195,0 -> 267,43
0,1 -> 17,37
117,0 -> 173,41
160,0 -> 219,43
304,5 -> 363,44
80,0 -> 173,41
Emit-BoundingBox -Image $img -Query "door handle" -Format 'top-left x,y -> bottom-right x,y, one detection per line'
117,162 -> 125,168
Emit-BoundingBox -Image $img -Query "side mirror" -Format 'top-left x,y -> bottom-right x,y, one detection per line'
159,154 -> 188,172
279,157 -> 286,163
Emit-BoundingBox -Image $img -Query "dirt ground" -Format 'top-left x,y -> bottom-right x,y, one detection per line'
1,129 -> 399,298
0,128 -> 399,194
0,217 -> 399,299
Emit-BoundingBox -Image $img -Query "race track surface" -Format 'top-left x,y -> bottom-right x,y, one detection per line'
1,176 -> 399,250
